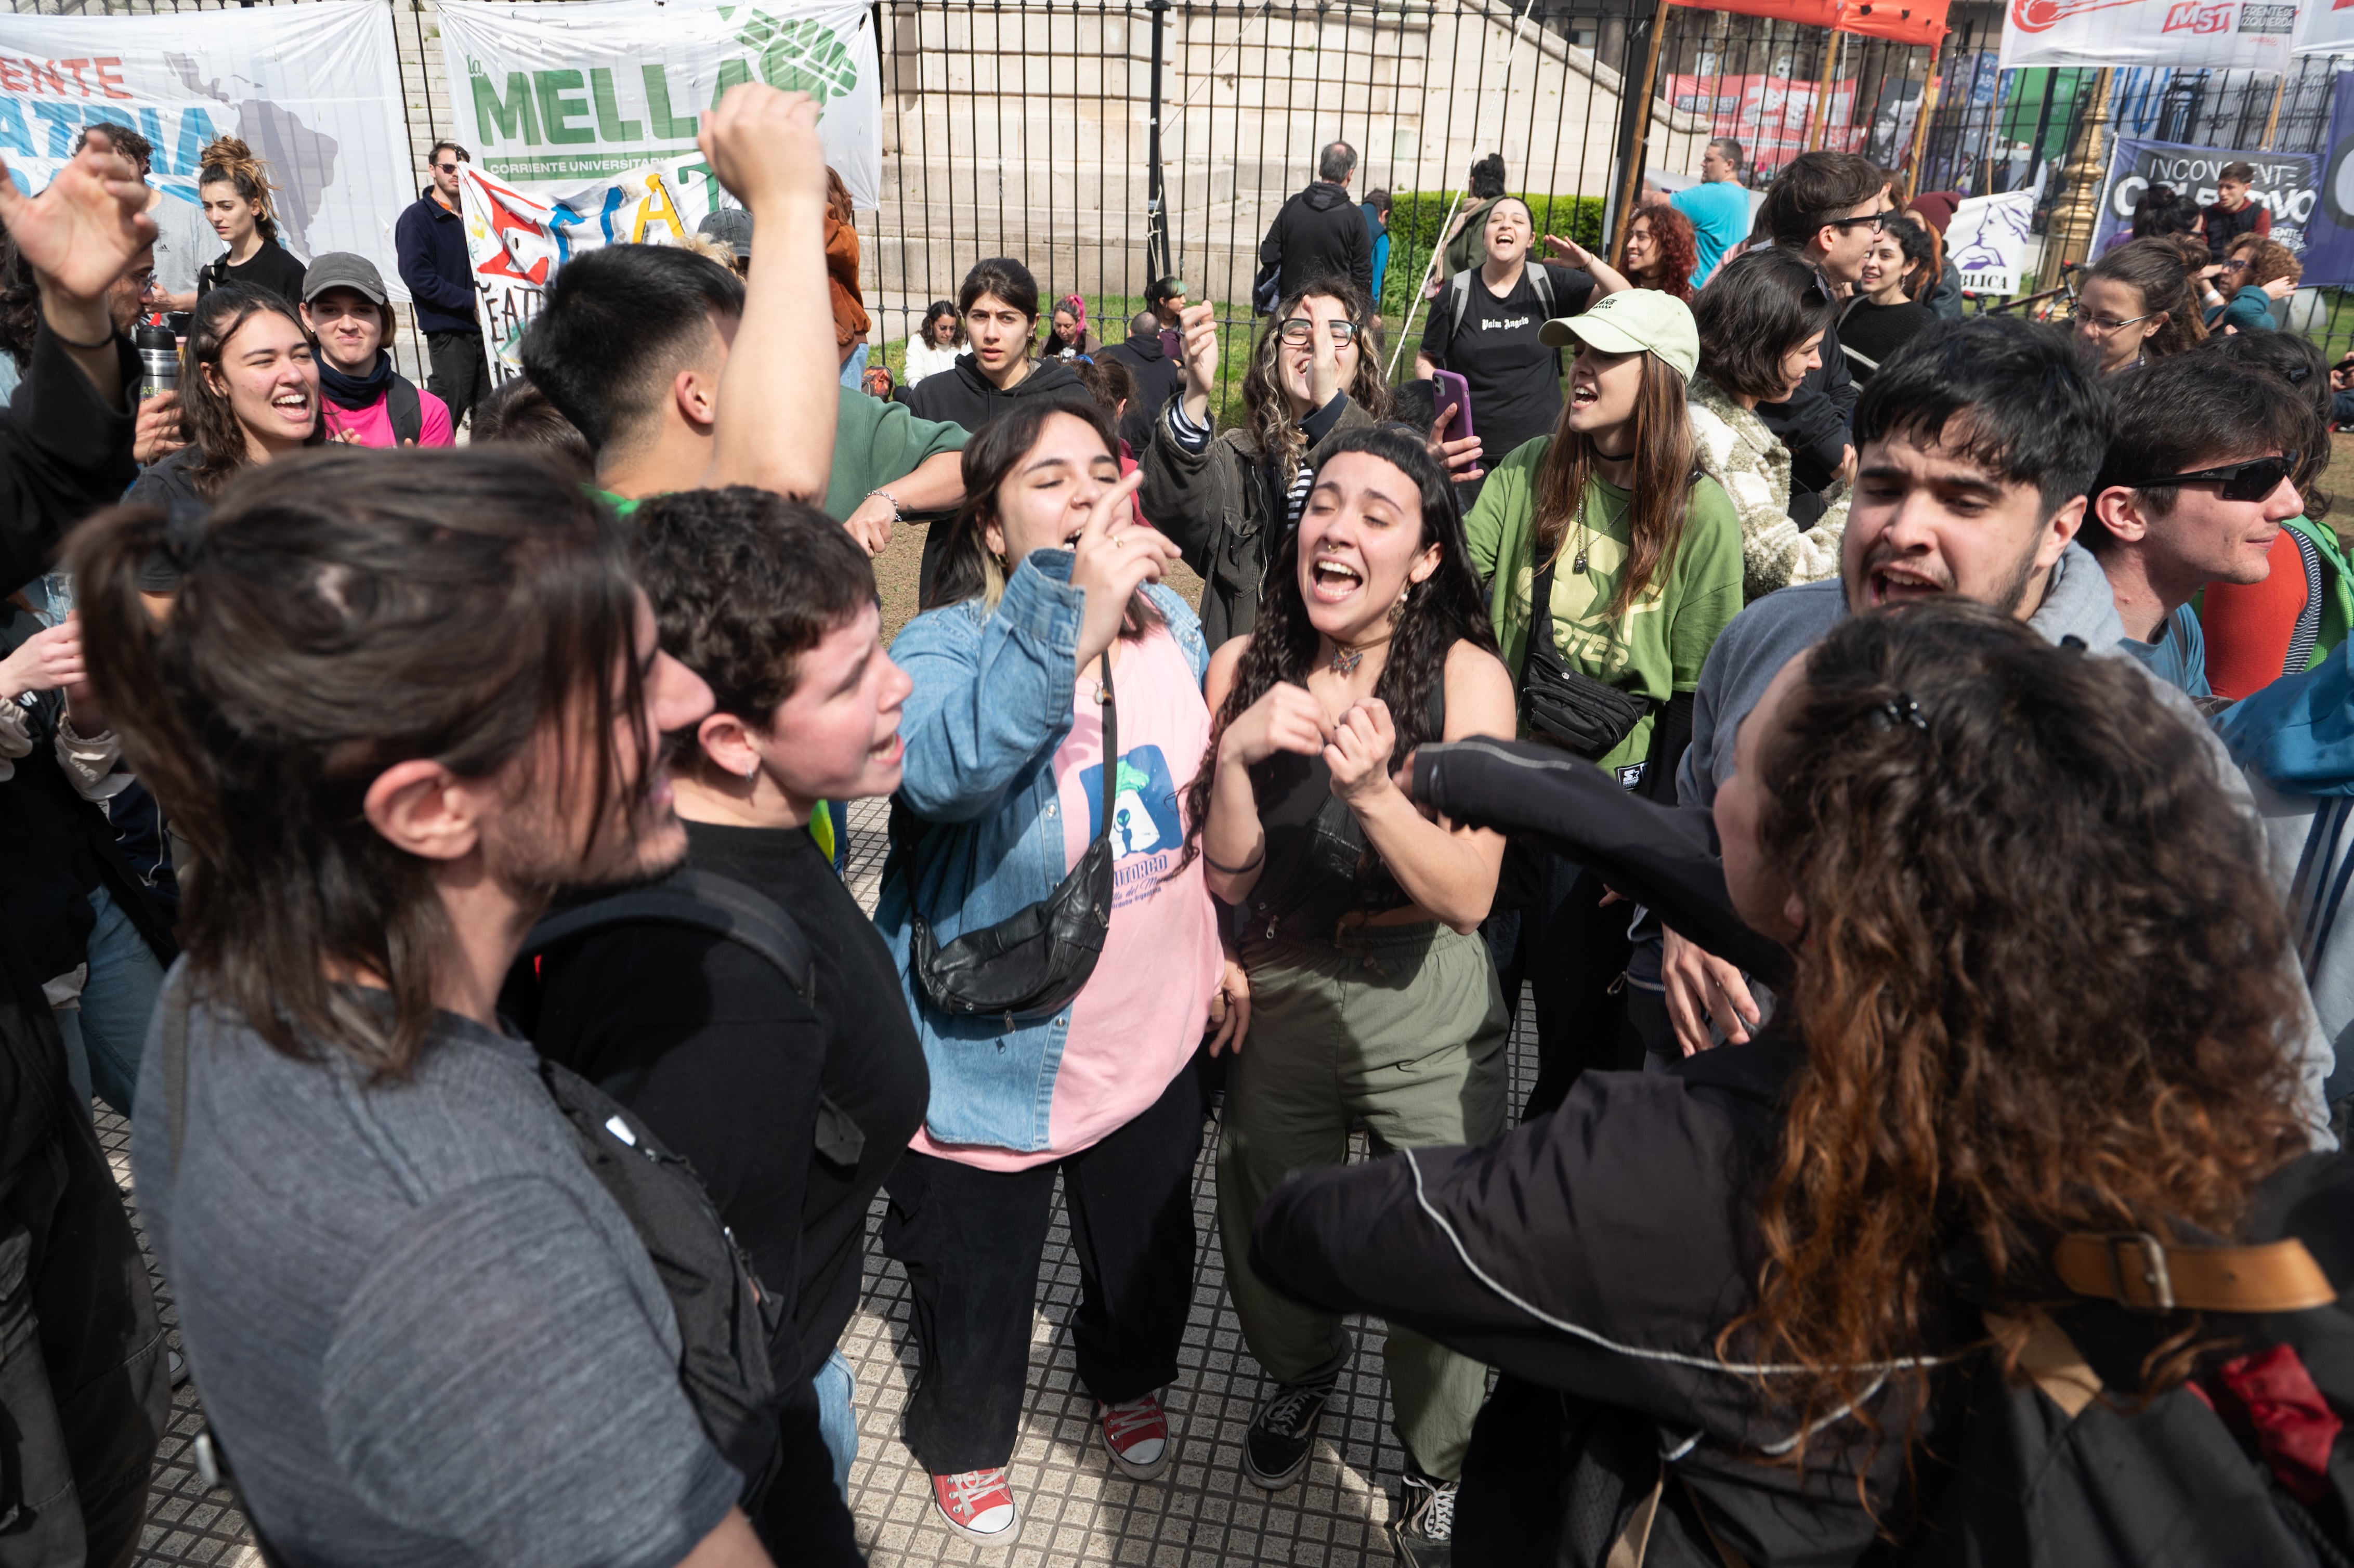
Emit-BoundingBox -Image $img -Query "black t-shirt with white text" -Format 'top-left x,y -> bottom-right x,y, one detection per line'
1421,262 -> 1596,466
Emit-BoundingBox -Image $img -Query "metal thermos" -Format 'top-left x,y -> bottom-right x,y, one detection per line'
134,322 -> 178,398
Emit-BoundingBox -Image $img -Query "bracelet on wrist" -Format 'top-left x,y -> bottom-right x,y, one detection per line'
867,488 -> 901,519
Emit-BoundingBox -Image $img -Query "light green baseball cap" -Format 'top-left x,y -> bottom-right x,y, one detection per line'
1538,288 -> 1698,382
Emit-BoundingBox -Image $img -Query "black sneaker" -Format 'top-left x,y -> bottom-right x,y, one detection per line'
1392,1472 -> 1457,1566
1242,1378 -> 1337,1489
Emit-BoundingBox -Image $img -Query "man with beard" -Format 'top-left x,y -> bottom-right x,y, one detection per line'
85,447 -> 812,1567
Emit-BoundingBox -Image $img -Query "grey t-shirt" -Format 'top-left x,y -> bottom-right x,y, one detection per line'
147,189 -> 220,298
132,971 -> 741,1567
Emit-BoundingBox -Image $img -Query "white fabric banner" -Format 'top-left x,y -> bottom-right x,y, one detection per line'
1999,0 -> 2302,73
435,0 -> 879,210
0,1 -> 412,296
1947,190 -> 2038,295
459,157 -> 734,382
2295,0 -> 2354,54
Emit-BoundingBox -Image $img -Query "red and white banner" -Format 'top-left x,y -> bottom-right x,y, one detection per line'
1999,0 -> 2300,72
1664,75 -> 1863,172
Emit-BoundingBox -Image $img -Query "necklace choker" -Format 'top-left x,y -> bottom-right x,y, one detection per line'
1328,633 -> 1392,676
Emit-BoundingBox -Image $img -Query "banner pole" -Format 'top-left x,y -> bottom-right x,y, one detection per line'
2262,70 -> 2288,151
1904,33 -> 1944,203
1803,26 -> 1841,153
1611,0 -> 1675,266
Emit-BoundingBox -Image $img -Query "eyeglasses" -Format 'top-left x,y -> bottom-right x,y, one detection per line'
2131,452 -> 2300,501
1815,213 -> 1885,234
2076,310 -> 2153,333
1278,318 -> 1359,345
434,161 -> 463,174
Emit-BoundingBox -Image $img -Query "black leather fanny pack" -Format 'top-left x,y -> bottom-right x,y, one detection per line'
910,651 -> 1119,1024
1520,556 -> 1651,760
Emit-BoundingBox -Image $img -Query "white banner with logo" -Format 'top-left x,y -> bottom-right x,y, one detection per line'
459,157 -> 735,382
435,0 -> 878,209
2000,0 -> 2301,73
1946,190 -> 2038,294
2296,0 -> 2354,53
0,2 -> 412,295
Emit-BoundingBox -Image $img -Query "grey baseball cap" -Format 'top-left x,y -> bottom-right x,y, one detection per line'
698,207 -> 753,259
302,252 -> 390,306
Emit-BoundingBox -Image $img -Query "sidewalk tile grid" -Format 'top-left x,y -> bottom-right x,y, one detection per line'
115,797 -> 1535,1567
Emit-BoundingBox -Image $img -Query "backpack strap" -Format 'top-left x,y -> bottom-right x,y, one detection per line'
1983,1309 -> 2103,1419
525,867 -> 814,1000
1447,268 -> 1472,339
387,374 -> 424,447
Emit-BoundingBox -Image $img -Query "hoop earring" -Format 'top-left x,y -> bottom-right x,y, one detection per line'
743,757 -> 761,782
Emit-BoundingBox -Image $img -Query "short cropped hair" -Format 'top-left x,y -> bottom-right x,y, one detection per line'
1708,137 -> 1745,171
632,486 -> 878,729
1761,151 -> 1880,249
470,376 -> 595,486
73,122 -> 153,175
1693,248 -> 1835,402
520,243 -> 746,451
1319,140 -> 1358,182
1852,316 -> 2114,521
2219,160 -> 2259,185
428,141 -> 472,167
2085,354 -> 2310,538
1071,355 -> 1135,417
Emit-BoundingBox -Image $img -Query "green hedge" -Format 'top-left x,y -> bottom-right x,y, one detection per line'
1379,189 -> 1609,326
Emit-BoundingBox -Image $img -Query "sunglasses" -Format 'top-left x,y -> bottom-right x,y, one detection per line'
1277,318 -> 1359,345
435,161 -> 463,174
2133,452 -> 2300,501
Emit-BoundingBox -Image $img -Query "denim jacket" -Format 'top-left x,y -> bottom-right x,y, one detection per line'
878,548 -> 1210,1151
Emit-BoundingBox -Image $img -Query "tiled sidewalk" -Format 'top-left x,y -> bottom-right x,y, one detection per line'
119,798 -> 1533,1567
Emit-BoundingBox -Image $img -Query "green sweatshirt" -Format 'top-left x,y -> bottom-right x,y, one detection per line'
1463,434 -> 1745,775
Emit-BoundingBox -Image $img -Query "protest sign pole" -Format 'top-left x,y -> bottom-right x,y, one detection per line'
1610,0 -> 1675,266
1904,33 -> 1944,201
2262,71 -> 2287,150
1803,27 -> 1841,153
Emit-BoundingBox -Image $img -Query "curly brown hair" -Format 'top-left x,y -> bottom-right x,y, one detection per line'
1728,600 -> 2310,1460
1240,276 -> 1391,497
1628,204 -> 1697,301
2241,237 -> 2303,294
198,135 -> 280,245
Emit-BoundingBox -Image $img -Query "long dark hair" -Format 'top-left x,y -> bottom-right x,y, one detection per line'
1533,349 -> 1697,621
922,394 -> 1161,638
66,448 -> 653,1077
182,284 -> 322,497
921,298 -> 963,347
1179,424 -> 1498,874
1727,601 -> 2307,1461
1241,276 -> 1392,494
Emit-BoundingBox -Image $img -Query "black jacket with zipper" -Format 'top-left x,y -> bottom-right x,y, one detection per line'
1261,181 -> 1374,301
903,352 -> 1082,436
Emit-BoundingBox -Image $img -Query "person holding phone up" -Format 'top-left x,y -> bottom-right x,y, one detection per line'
1414,196 -> 1628,478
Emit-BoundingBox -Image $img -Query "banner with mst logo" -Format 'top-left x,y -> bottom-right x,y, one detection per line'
0,3 -> 412,295
434,0 -> 880,208
1998,0 -> 2300,72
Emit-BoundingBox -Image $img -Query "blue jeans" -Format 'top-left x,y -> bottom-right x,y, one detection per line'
73,885 -> 166,1116
839,344 -> 869,388
813,1348 -> 857,1498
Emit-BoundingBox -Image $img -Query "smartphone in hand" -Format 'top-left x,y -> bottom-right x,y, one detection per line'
1432,370 -> 1474,449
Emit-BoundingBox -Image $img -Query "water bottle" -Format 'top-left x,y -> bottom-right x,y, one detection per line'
39,570 -> 71,627
134,322 -> 178,399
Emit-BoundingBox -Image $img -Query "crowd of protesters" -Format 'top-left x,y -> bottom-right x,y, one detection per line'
0,83 -> 2350,1568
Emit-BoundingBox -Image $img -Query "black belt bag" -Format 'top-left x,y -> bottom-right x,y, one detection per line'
910,650 -> 1119,1024
1520,555 -> 1651,760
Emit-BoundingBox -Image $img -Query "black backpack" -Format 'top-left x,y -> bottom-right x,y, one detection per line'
385,373 -> 424,447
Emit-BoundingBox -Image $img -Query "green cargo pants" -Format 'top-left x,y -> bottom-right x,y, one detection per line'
1217,918 -> 1509,1481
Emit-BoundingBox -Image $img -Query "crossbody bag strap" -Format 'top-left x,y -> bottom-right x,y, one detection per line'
1094,650 -> 1117,841
163,977 -> 190,1172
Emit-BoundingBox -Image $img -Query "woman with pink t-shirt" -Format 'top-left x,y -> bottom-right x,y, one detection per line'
297,252 -> 453,449
878,395 -> 1240,1548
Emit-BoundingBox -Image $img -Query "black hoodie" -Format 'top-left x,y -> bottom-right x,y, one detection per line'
1096,330 -> 1182,452
903,351 -> 1082,437
1260,180 -> 1373,301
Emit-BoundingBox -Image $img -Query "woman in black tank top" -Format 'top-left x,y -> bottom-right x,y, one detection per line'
1176,424 -> 1518,1551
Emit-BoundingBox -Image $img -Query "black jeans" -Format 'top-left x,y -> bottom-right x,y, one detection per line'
1486,855 -> 1636,1121
881,1062 -> 1206,1474
0,1102 -> 167,1568
424,329 -> 490,429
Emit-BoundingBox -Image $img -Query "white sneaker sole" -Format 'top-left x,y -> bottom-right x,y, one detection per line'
1101,1421 -> 1175,1481
933,1496 -> 1023,1547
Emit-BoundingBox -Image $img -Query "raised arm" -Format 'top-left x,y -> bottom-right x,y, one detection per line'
1325,640 -> 1514,933
697,85 -> 838,501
